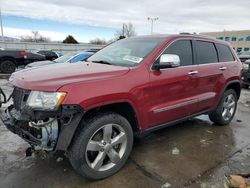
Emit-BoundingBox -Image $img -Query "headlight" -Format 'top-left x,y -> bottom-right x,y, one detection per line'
26,91 -> 67,110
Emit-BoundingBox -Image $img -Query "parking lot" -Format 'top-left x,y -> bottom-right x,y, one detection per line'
0,77 -> 249,188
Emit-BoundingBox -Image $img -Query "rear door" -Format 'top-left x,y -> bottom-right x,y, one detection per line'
147,39 -> 200,128
215,43 -> 236,83
194,40 -> 226,112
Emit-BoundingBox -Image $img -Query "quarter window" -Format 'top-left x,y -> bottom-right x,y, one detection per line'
216,44 -> 235,62
163,40 -> 193,66
195,41 -> 218,64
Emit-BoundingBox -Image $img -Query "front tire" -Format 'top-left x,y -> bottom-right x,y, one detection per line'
209,89 -> 237,126
68,112 -> 133,180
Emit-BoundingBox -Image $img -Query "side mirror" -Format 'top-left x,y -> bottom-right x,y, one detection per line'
153,54 -> 180,70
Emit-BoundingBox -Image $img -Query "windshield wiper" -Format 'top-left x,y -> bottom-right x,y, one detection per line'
92,60 -> 112,65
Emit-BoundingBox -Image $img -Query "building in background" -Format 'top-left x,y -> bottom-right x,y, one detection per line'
200,30 -> 250,53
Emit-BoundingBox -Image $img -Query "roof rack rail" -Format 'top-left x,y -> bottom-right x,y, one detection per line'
179,32 -> 192,35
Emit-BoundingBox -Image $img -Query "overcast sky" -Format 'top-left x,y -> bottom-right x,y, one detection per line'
1,0 -> 250,42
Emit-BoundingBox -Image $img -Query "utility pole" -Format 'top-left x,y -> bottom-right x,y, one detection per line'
147,17 -> 159,34
0,8 -> 4,42
122,23 -> 125,37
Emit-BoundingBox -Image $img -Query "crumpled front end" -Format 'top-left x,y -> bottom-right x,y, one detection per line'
0,87 -> 84,151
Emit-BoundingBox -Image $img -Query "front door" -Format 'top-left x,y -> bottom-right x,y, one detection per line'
146,39 -> 200,128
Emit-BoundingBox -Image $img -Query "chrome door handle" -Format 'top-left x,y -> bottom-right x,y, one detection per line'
219,67 -> 227,70
188,70 -> 199,75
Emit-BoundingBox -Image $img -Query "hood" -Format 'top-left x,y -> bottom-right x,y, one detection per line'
10,62 -> 130,91
26,60 -> 54,68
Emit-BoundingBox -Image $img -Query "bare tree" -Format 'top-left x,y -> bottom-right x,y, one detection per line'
89,38 -> 107,45
115,23 -> 136,39
20,31 -> 50,42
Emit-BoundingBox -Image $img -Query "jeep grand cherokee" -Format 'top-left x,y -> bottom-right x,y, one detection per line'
0,34 -> 243,179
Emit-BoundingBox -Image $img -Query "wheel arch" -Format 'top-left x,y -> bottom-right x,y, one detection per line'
223,80 -> 241,99
66,101 -> 141,151
82,101 -> 140,133
0,56 -> 17,65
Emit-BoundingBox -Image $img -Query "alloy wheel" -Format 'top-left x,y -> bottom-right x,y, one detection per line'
85,124 -> 127,171
222,94 -> 236,121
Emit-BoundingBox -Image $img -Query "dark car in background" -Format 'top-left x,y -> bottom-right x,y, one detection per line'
238,51 -> 250,62
25,51 -> 94,68
36,50 -> 60,60
242,59 -> 250,88
0,50 -> 45,73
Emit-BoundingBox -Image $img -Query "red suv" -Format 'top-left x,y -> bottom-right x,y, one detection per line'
0,34 -> 243,179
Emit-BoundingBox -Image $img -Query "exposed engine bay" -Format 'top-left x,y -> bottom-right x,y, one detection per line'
0,86 -> 84,153
28,118 -> 59,151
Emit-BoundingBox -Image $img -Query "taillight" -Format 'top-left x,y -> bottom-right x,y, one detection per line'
21,51 -> 27,59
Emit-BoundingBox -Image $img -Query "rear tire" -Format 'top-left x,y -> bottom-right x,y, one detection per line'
0,60 -> 16,74
68,112 -> 133,180
209,89 -> 237,126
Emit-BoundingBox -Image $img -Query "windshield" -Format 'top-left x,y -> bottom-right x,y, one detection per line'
88,38 -> 163,67
69,52 -> 93,63
54,52 -> 78,63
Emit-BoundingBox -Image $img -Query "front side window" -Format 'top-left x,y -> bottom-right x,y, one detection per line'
195,41 -> 218,64
88,38 -> 163,67
162,40 -> 193,66
216,43 -> 235,62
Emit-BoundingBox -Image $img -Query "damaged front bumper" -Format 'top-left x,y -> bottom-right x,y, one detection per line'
0,89 -> 84,151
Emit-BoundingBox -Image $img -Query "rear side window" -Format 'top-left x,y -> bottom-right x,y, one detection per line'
38,51 -> 46,55
216,44 -> 235,62
163,40 -> 193,66
195,41 -> 218,64
47,51 -> 56,56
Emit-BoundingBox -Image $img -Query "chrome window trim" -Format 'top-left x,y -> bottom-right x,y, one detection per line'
150,37 -> 237,71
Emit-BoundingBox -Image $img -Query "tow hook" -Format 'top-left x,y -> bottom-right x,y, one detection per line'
0,87 -> 12,108
25,147 -> 34,157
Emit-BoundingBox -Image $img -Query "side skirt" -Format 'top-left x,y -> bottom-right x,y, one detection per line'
137,109 -> 212,138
